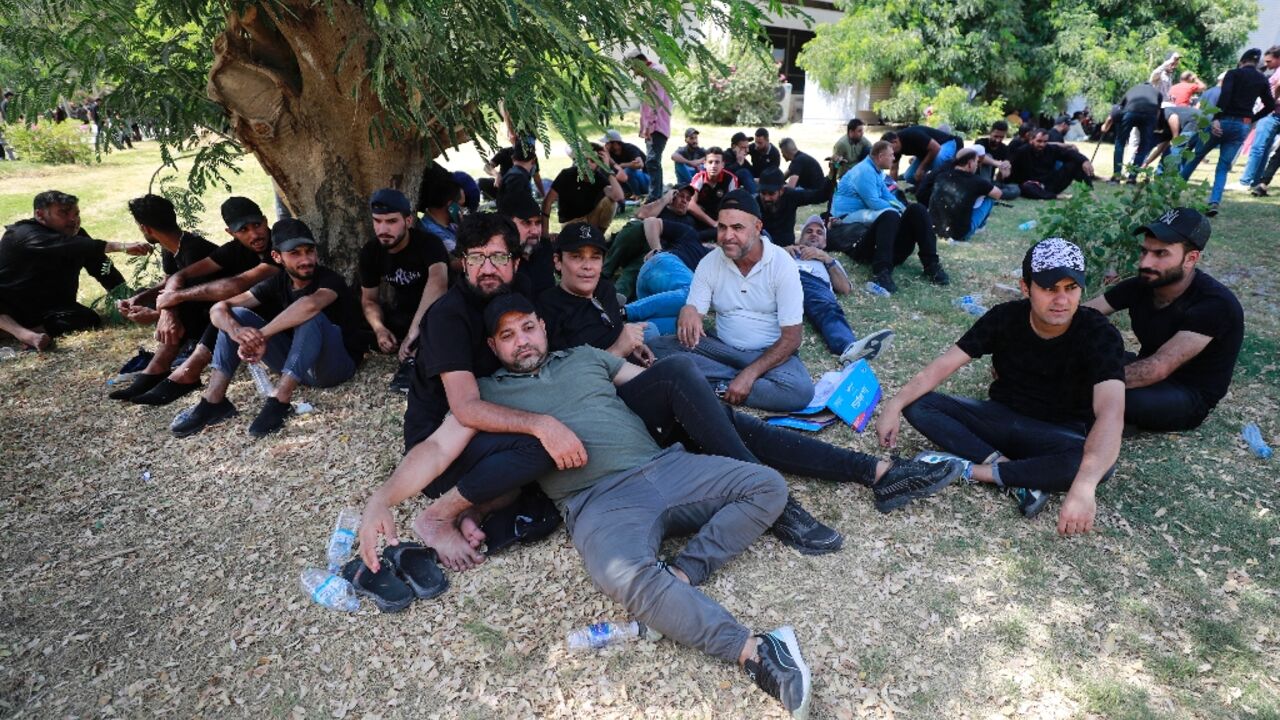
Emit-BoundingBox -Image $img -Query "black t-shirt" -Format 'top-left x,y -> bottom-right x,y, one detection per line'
975,138 -> 1011,162
927,169 -> 994,240
536,279 -> 624,352
249,266 -> 369,362
674,144 -> 706,165
551,167 -> 609,222
1047,128 -> 1067,143
657,206 -> 698,229
1120,84 -> 1162,116
498,165 -> 535,207
490,146 -> 539,177
694,172 -> 736,223
1103,271 -> 1243,409
896,126 -> 957,158
748,143 -> 781,177
0,220 -> 125,316
207,239 -> 277,276
357,227 -> 448,312
956,301 -> 1125,423
609,142 -> 645,167
786,151 -> 826,190
160,232 -> 218,275
1011,143 -> 1087,185
760,185 -> 830,247
516,239 -> 556,298
404,278 -> 533,445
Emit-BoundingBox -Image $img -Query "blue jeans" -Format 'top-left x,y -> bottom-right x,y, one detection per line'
1158,130 -> 1200,176
1240,114 -> 1280,187
1180,118 -> 1247,204
966,197 -> 994,239
644,132 -> 668,201
624,169 -> 651,197
903,139 -> 958,183
674,164 -> 696,184
799,272 -> 856,355
649,334 -> 816,412
732,168 -> 757,194
212,308 -> 357,387
627,253 -> 693,336
1114,112 -> 1157,177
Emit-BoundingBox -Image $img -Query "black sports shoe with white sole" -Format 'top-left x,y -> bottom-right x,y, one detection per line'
745,625 -> 812,719
771,495 -> 843,555
873,457 -> 963,513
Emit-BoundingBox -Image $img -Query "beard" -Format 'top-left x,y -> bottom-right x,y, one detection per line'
286,264 -> 316,282
462,275 -> 514,300
506,344 -> 547,374
1138,266 -> 1184,288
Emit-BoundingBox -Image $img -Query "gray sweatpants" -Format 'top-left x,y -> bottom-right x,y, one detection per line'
561,445 -> 787,663
649,333 -> 816,413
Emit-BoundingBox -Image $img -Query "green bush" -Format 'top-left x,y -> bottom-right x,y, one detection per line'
875,85 -> 1005,135
676,42 -> 783,126
5,122 -> 94,164
1037,144 -> 1206,291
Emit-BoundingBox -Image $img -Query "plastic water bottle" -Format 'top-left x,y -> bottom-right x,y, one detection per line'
326,508 -> 361,572
1242,424 -> 1272,459
248,362 -> 274,397
1018,220 -> 1038,231
952,295 -> 988,316
299,568 -> 360,612
864,281 -> 892,297
566,621 -> 662,650
0,347 -> 16,361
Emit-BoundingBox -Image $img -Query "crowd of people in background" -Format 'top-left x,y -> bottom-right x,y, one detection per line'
0,45 -> 1265,719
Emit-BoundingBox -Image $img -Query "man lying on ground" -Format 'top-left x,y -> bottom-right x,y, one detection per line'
1083,208 -> 1242,432
877,238 -> 1125,535
173,219 -> 368,438
0,190 -> 149,350
365,295 -> 815,716
133,197 -> 282,406
358,189 -> 448,393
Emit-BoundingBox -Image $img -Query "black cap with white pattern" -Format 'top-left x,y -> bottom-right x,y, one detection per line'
1022,238 -> 1086,289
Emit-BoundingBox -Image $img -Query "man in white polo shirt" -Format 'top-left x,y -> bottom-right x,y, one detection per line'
650,189 -> 814,412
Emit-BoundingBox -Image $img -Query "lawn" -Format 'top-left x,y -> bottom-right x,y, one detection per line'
0,122 -> 1278,719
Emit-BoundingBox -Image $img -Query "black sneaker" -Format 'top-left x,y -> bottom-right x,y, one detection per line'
922,262 -> 950,286
108,372 -> 164,401
1250,184 -> 1268,197
248,397 -> 294,438
171,398 -> 238,438
389,358 -> 414,394
1205,202 -> 1219,217
1006,486 -> 1050,518
132,378 -> 202,406
771,495 -> 843,556
744,626 -> 812,719
872,269 -> 897,294
873,457 -> 963,513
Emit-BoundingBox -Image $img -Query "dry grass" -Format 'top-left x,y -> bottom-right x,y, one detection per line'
1,123 -> 1278,719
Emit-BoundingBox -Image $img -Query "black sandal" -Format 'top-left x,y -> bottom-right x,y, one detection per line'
382,542 -> 449,600
340,558 -> 414,613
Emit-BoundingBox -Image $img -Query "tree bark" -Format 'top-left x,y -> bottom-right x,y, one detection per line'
206,3 -> 449,277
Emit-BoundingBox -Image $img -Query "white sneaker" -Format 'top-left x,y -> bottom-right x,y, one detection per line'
839,328 -> 894,365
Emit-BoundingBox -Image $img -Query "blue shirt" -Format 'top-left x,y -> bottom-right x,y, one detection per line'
831,156 -> 903,222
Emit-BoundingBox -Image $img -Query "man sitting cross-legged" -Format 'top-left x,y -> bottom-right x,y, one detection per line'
650,189 -> 816,412
357,189 -> 448,393
131,197 -> 282,406
173,219 -> 368,438
109,194 -> 223,401
876,239 -> 1125,535
1083,208 -> 1243,432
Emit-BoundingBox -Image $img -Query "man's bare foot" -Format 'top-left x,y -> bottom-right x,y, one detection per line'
412,508 -> 485,572
21,332 -> 51,351
459,514 -> 486,550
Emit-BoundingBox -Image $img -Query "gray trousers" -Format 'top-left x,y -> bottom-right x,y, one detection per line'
649,333 -> 816,412
561,445 -> 787,663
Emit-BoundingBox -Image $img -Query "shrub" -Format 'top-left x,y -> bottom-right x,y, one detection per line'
1037,145 -> 1206,291
676,42 -> 783,126
874,84 -> 928,125
875,85 -> 1005,135
4,121 -> 94,164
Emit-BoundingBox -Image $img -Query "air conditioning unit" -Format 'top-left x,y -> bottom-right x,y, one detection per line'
773,82 -> 793,124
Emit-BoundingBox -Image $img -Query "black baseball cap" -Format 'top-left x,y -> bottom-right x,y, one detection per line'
672,182 -> 695,196
555,222 -> 608,253
497,191 -> 541,220
730,131 -> 750,145
221,196 -> 266,232
1134,207 -> 1210,250
271,219 -> 317,252
370,188 -> 411,215
1022,237 -> 1086,289
718,188 -> 762,219
758,168 -> 785,192
483,292 -> 537,337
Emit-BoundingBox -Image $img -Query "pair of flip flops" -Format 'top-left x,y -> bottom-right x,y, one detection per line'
340,542 -> 448,613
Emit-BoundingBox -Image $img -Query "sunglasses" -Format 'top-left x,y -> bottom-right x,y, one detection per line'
590,297 -> 615,328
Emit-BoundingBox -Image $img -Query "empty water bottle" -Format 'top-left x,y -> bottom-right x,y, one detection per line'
248,362 -> 274,397
299,568 -> 360,612
326,507 -> 361,572
566,621 -> 662,650
1242,424 -> 1272,459
864,281 -> 892,297
0,347 -> 16,361
1018,220 -> 1038,231
952,295 -> 988,316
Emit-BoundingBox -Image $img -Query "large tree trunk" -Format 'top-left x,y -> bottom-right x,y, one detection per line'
206,3 -> 451,277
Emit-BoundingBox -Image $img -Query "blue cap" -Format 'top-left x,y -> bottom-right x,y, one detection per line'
370,188 -> 411,215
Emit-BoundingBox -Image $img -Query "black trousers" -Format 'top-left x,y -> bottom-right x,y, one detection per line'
1125,381 -> 1210,431
842,204 -> 939,273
